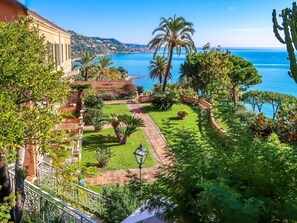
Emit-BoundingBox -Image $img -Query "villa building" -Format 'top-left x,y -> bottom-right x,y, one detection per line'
1,0 -> 74,177
0,0 -> 72,73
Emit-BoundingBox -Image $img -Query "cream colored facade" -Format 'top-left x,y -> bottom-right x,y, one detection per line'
0,0 -> 72,73
28,10 -> 72,73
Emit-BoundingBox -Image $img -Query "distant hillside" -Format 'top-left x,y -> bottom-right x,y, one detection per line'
70,31 -> 148,58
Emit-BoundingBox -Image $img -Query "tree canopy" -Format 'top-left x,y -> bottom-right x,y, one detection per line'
148,15 -> 196,91
228,55 -> 262,106
0,17 -> 68,222
179,44 -> 232,101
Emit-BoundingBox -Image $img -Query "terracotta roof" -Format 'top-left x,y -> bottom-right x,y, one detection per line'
4,0 -> 28,14
76,80 -> 136,94
4,0 -> 70,35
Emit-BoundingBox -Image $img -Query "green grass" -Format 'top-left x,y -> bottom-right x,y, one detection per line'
87,184 -> 126,194
103,104 -> 131,116
143,103 -> 201,138
82,128 -> 155,171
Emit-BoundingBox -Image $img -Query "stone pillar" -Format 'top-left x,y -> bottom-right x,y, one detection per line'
24,144 -> 39,177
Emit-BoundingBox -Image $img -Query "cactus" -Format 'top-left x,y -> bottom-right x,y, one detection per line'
273,2 -> 297,83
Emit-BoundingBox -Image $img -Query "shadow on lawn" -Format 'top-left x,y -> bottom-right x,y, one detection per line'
83,133 -> 120,150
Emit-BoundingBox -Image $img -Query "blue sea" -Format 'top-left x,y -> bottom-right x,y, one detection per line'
109,48 -> 297,117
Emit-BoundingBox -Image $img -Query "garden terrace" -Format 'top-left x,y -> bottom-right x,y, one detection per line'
82,129 -> 155,170
143,103 -> 201,141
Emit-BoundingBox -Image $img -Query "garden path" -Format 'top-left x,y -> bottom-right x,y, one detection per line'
86,100 -> 170,185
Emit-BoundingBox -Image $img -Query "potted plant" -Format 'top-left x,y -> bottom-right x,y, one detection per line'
177,109 -> 189,120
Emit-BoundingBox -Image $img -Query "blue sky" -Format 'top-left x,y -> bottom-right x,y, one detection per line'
20,0 -> 293,47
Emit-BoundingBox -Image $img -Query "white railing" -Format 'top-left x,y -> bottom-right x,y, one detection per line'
9,170 -> 97,223
37,161 -> 104,213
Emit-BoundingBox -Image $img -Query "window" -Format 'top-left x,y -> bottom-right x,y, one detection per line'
55,43 -> 60,67
61,44 -> 64,63
68,44 -> 71,59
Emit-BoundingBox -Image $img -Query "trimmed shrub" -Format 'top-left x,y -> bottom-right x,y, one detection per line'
152,92 -> 178,110
83,94 -> 104,109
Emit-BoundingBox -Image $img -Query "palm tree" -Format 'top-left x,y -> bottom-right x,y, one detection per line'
98,56 -> 113,69
119,115 -> 145,144
70,83 -> 91,113
148,55 -> 171,84
109,114 -> 123,142
109,114 -> 145,144
93,56 -> 121,80
148,15 -> 196,91
73,52 -> 96,81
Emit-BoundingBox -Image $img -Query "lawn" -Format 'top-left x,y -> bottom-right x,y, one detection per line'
103,104 -> 131,116
82,128 -> 155,171
143,103 -> 201,137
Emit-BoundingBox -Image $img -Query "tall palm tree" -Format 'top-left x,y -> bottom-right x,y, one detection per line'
148,55 -> 171,84
148,15 -> 196,91
73,52 -> 96,81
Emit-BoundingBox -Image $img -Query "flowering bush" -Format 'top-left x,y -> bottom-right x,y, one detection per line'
177,109 -> 189,119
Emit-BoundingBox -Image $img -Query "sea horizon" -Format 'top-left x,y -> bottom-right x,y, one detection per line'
108,47 -> 296,117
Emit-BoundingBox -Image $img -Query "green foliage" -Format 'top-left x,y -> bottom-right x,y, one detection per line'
83,94 -> 104,109
84,108 -> 106,131
250,112 -> 276,138
96,184 -> 140,223
228,55 -> 262,106
179,44 -> 232,101
145,122 -> 297,222
136,85 -> 144,94
249,105 -> 297,145
48,144 -> 97,197
148,15 -> 196,91
143,103 -> 201,140
72,52 -> 97,81
94,145 -> 113,168
273,3 -> 297,82
152,92 -> 178,110
70,83 -> 91,91
82,129 -> 155,170
119,115 -> 145,144
102,104 -> 131,116
0,17 -> 68,221
98,56 -> 113,69
242,90 -> 297,119
118,66 -> 128,75
108,114 -> 145,144
92,57 -> 122,81
70,83 -> 91,113
83,92 -> 106,131
0,193 -> 15,223
148,55 -> 170,84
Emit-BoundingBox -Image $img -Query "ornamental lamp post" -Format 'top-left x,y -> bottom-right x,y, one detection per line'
134,144 -> 148,188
